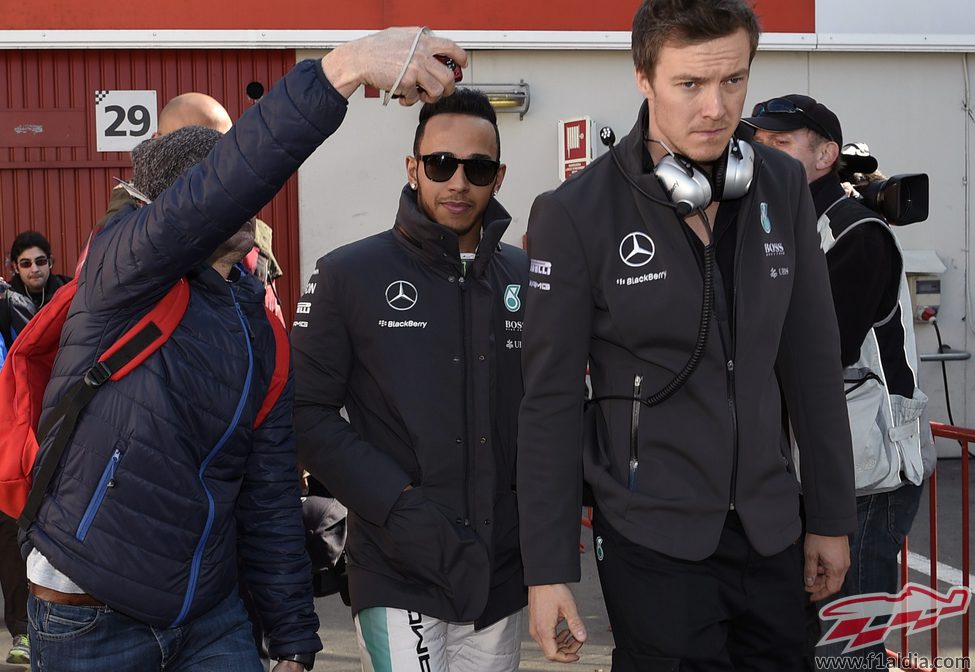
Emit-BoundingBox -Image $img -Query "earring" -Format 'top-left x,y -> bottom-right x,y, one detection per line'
493,190 -> 498,196
410,183 -> 417,190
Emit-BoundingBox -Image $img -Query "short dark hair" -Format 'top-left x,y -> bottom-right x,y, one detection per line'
10,231 -> 52,264
412,88 -> 501,160
632,0 -> 761,81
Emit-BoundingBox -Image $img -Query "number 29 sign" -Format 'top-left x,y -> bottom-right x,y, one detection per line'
94,90 -> 157,152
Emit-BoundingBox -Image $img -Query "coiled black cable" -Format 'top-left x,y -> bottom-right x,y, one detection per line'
590,140 -> 714,410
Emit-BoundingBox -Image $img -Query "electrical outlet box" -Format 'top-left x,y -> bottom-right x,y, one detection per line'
909,274 -> 941,322
902,250 -> 946,323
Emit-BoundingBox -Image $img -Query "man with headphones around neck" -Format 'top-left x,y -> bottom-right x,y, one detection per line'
517,1 -> 857,670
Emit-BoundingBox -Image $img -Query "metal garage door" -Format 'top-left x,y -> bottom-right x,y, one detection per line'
0,48 -> 302,318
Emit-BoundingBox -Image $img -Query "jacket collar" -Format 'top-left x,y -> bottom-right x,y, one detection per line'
392,185 -> 512,278
186,263 -> 265,307
619,101 -> 764,181
10,272 -> 68,309
619,101 -> 655,177
809,174 -> 847,219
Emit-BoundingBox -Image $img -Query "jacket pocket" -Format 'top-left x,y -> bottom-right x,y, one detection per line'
845,369 -> 892,491
75,444 -> 123,542
887,388 -> 927,486
379,487 -> 491,619
28,598 -> 109,642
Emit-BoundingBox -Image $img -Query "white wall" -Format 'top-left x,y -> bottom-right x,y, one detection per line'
296,47 -> 974,429
296,47 -> 642,269
817,0 -> 975,35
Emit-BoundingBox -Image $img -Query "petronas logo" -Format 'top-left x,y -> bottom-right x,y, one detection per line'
504,284 -> 521,313
760,202 -> 772,234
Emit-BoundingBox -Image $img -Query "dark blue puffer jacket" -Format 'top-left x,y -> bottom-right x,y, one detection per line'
26,59 -> 347,657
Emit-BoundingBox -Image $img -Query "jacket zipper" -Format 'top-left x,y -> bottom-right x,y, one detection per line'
727,161 -> 763,510
172,286 -> 254,627
726,359 -> 739,511
628,375 -> 642,490
75,448 -> 121,541
458,275 -> 472,527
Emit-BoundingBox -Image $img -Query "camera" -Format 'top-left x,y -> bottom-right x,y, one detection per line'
853,173 -> 929,226
839,143 -> 929,226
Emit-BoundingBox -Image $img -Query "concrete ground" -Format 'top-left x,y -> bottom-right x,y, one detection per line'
1,460 -> 971,670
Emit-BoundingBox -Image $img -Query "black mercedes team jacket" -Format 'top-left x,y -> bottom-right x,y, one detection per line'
517,102 -> 857,586
293,187 -> 529,627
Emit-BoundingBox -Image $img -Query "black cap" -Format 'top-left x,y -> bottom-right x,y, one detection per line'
743,94 -> 842,146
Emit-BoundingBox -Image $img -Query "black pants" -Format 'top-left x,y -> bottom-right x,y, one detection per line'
593,509 -> 805,672
0,514 -> 28,637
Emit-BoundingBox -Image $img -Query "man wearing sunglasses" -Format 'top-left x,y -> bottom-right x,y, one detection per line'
746,96 -> 929,671
0,230 -> 70,666
0,230 -> 70,350
8,231 -> 68,310
292,88 -> 528,672
517,1 -> 858,670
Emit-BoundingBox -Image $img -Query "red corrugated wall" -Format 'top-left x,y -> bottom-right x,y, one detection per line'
0,49 -> 302,319
5,0 -> 815,33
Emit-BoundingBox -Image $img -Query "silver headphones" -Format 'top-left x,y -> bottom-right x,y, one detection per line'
653,138 -> 755,214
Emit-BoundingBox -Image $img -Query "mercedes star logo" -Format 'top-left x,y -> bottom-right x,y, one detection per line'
619,232 -> 656,268
385,280 -> 418,311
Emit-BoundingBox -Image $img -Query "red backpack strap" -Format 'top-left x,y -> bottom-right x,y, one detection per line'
254,306 -> 289,429
95,279 -> 190,381
19,279 -> 190,527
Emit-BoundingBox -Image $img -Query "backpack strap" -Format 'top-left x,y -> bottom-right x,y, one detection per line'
254,305 -> 290,429
19,280 -> 190,527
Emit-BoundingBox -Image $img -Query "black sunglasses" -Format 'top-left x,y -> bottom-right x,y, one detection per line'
751,98 -> 834,142
419,153 -> 500,187
17,255 -> 49,269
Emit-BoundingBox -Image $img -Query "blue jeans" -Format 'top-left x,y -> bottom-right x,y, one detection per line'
28,588 -> 264,672
814,483 -> 924,671
847,483 -> 924,598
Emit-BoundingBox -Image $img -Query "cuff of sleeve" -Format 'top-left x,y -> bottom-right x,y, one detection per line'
311,58 -> 351,111
804,514 -> 858,538
522,562 -> 582,587
267,636 -> 323,661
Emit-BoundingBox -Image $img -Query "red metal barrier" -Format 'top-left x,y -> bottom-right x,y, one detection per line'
892,422 -> 974,671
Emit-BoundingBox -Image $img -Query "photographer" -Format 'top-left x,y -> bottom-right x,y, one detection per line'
747,96 -> 929,671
